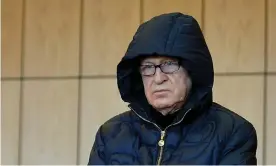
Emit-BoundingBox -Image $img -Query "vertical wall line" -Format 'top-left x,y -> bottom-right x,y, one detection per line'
262,0 -> 268,164
18,0 -> 26,164
140,0 -> 144,23
76,0 -> 84,164
201,0 -> 205,33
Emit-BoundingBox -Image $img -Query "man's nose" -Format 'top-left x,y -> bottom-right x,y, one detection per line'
154,67 -> 168,84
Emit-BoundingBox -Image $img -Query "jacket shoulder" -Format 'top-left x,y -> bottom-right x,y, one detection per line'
208,102 -> 256,142
97,110 -> 137,142
210,102 -> 254,127
102,110 -> 136,126
209,103 -> 257,164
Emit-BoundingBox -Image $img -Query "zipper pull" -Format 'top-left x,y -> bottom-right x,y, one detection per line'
158,131 -> 166,147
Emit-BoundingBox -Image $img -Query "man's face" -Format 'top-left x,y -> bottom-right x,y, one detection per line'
140,56 -> 190,115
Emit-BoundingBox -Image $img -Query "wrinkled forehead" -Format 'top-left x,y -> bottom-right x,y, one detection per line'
140,55 -> 179,64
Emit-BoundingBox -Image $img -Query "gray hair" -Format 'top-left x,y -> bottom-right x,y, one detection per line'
184,70 -> 193,98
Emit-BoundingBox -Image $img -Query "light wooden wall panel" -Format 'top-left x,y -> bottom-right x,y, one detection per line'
1,0 -> 275,164
213,76 -> 264,164
2,0 -> 23,77
268,0 -> 276,72
266,76 -> 276,164
21,80 -> 78,164
79,79 -> 128,164
23,0 -> 80,77
205,0 -> 265,73
1,81 -> 20,165
143,0 -> 202,25
82,0 -> 140,76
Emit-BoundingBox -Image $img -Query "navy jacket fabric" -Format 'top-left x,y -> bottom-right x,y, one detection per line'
88,13 -> 257,165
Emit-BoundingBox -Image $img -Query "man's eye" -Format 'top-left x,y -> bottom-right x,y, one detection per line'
141,65 -> 154,70
163,61 -> 177,65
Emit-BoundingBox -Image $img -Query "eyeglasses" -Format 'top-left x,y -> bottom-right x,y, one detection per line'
139,61 -> 180,76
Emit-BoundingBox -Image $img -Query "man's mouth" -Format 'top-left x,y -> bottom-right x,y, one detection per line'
153,89 -> 169,94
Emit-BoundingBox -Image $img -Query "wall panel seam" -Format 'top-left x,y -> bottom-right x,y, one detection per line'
76,0 -> 84,164
18,0 -> 26,164
3,72 -> 276,81
140,0 -> 144,23
201,0 -> 205,33
263,0 -> 269,164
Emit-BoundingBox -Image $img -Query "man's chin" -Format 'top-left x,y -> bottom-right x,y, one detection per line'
152,101 -> 174,110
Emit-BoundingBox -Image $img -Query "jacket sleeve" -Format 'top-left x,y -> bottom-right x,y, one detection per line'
219,122 -> 258,165
88,126 -> 106,165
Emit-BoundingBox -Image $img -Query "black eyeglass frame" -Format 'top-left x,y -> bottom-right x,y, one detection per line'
139,61 -> 181,76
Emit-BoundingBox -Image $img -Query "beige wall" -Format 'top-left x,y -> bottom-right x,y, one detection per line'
1,0 -> 275,165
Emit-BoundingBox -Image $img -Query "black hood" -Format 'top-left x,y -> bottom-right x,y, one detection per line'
117,13 -> 214,122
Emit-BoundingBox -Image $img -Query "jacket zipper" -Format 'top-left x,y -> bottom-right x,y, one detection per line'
129,106 -> 192,165
156,130 -> 165,165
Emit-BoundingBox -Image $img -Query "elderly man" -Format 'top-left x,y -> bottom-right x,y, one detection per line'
88,13 -> 257,165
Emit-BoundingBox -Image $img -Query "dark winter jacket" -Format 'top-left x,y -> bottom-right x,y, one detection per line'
88,13 -> 257,165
